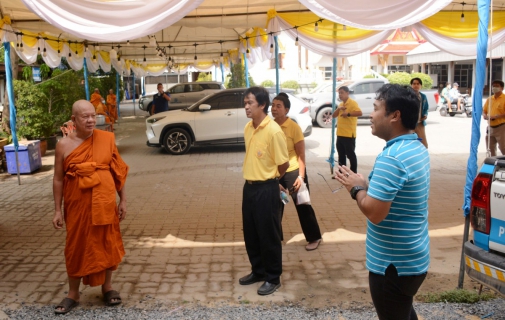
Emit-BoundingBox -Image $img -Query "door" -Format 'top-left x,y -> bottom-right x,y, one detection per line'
193,93 -> 240,142
350,82 -> 384,116
185,83 -> 207,106
168,84 -> 186,109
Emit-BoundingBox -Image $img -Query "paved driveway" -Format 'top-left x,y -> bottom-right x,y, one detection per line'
0,107 -> 497,312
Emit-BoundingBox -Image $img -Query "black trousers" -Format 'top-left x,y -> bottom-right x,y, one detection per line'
336,136 -> 357,173
369,264 -> 427,320
242,180 -> 282,284
279,169 -> 322,242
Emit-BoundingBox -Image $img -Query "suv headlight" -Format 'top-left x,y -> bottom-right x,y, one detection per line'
147,116 -> 165,124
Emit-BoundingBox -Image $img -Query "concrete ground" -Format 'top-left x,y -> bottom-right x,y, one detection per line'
0,102 -> 500,314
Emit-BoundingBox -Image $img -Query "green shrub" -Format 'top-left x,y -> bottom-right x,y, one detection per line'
363,74 -> 375,79
411,72 -> 433,89
417,289 -> 496,303
261,80 -> 275,87
387,72 -> 412,86
226,63 -> 256,88
281,80 -> 299,90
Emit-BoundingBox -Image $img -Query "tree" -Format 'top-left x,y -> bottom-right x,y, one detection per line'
226,63 -> 256,88
410,73 -> 433,89
387,72 -> 412,86
261,80 -> 275,87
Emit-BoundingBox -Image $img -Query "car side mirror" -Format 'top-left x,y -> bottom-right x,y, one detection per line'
199,104 -> 211,111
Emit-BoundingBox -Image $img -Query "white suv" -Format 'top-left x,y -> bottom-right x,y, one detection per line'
310,79 -> 389,128
146,88 -> 312,155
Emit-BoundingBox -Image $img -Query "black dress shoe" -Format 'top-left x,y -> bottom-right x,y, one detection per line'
239,273 -> 266,285
257,281 -> 281,295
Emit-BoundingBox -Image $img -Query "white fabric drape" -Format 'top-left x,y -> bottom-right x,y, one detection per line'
20,0 -> 204,42
298,0 -> 452,30
414,22 -> 505,56
267,16 -> 392,57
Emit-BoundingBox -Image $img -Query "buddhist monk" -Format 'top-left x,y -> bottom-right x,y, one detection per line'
90,88 -> 113,129
106,89 -> 118,122
52,100 -> 129,314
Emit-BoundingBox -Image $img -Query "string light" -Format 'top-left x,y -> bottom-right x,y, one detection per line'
127,40 -> 130,46
68,52 -> 72,61
142,45 -> 147,67
219,40 -> 224,63
460,2 -> 466,22
109,43 -> 117,59
314,21 -> 319,32
42,37 -> 47,57
295,27 -> 299,46
194,43 -> 198,61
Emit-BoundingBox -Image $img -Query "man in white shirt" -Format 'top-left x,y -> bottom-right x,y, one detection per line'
449,82 -> 462,112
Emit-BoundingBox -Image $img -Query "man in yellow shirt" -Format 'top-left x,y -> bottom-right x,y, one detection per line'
332,86 -> 363,173
239,86 -> 289,296
483,80 -> 505,156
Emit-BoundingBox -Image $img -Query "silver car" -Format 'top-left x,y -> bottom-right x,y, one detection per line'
139,81 -> 225,114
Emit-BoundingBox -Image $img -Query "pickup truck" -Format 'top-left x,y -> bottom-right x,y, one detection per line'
465,156 -> 505,297
309,79 -> 440,128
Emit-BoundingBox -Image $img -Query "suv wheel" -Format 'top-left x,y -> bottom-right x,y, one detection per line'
163,128 -> 192,155
316,106 -> 333,128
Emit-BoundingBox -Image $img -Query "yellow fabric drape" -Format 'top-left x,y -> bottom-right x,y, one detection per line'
421,11 -> 505,38
240,27 -> 269,49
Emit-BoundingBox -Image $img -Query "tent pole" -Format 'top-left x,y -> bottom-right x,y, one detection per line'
132,72 -> 136,116
83,57 -> 90,101
3,42 -> 21,185
116,71 -> 120,118
329,57 -> 337,173
275,35 -> 280,95
459,0 -> 491,288
220,62 -> 225,83
244,53 -> 250,88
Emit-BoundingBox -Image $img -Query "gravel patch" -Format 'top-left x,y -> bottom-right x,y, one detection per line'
2,299 -> 505,320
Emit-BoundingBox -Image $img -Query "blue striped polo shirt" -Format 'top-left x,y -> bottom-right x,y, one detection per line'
366,133 -> 430,276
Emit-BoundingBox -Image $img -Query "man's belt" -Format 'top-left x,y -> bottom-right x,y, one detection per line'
491,123 -> 505,129
246,178 -> 278,185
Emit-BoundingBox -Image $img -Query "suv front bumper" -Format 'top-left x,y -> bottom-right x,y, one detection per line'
464,241 -> 505,297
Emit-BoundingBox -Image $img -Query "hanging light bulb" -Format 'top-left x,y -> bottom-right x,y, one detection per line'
75,48 -> 79,57
92,54 -> 97,62
295,36 -> 299,46
117,55 -> 121,62
246,48 -> 251,59
343,25 -> 347,31
194,55 -> 198,61
460,2 -> 466,23
43,48 -> 47,57
143,57 -> 147,67
270,43 -> 274,53
19,42 -> 24,53
220,52 -> 224,63
314,22 -> 319,32
127,40 -> 130,46
109,44 -> 117,59
68,52 -> 72,61
149,36 -> 156,47
169,59 -> 173,67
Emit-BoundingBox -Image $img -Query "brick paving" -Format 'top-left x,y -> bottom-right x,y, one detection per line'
0,104 -> 496,312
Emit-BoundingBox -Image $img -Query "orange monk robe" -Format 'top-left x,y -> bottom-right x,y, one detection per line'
90,93 -> 112,124
106,94 -> 118,121
63,129 -> 128,286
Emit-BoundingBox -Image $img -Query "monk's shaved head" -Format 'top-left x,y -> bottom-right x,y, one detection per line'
72,100 -> 95,116
94,88 -> 99,92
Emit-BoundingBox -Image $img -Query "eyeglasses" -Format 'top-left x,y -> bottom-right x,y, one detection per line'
317,173 -> 345,193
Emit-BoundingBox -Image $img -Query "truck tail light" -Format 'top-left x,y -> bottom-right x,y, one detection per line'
470,173 -> 492,234
434,92 -> 440,104
300,106 -> 309,114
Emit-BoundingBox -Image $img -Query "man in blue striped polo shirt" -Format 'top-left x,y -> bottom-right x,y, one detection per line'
334,84 -> 430,320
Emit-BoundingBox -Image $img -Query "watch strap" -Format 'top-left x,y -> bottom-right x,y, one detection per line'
350,186 -> 366,200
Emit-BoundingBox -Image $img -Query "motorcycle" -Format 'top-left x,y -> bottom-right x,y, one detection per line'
439,94 -> 473,117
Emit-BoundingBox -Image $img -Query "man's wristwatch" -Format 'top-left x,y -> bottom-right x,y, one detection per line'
347,112 -> 351,117
350,186 -> 366,200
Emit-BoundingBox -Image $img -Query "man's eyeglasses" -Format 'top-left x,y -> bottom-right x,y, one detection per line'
317,173 -> 345,193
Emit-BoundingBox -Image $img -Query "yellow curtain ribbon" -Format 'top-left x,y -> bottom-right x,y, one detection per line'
421,11 -> 505,38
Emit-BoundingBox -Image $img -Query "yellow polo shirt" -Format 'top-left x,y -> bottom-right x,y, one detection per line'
243,116 -> 289,181
336,98 -> 361,138
279,118 -> 304,172
483,93 -> 505,127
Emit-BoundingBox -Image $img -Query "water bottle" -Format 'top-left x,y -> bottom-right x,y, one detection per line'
280,191 -> 290,205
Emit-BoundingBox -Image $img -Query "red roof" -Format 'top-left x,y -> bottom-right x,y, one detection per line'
370,29 -> 425,55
